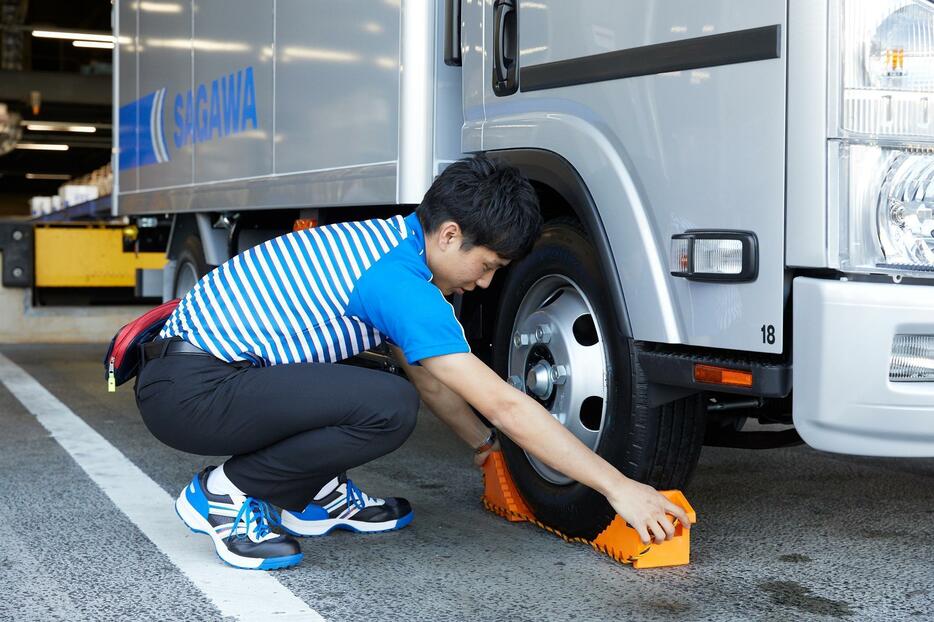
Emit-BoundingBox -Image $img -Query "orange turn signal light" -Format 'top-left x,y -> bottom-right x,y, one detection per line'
693,364 -> 753,388
293,218 -> 318,231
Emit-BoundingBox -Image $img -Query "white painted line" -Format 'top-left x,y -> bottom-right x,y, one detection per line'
0,353 -> 325,622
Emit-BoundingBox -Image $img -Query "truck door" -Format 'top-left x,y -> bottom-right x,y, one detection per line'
470,0 -> 788,357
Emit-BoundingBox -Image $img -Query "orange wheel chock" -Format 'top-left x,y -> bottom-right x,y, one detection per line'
481,450 -> 696,568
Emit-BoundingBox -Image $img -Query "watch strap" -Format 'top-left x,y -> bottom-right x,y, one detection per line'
474,428 -> 497,454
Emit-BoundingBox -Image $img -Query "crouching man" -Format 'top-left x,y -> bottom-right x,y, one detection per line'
134,155 -> 689,570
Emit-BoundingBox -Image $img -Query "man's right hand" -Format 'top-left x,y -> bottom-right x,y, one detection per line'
604,476 -> 691,545
473,437 -> 501,469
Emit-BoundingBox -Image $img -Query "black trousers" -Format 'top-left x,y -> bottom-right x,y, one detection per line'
134,340 -> 419,511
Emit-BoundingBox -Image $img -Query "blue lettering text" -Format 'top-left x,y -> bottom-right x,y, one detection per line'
196,83 -> 209,143
171,65 -> 258,149
223,71 -> 242,135
209,79 -> 222,140
242,66 -> 257,130
173,93 -> 184,149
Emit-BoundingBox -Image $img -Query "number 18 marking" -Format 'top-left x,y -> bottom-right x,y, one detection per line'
761,324 -> 776,345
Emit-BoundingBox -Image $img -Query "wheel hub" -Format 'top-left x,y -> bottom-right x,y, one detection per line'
508,275 -> 608,486
525,361 -> 554,399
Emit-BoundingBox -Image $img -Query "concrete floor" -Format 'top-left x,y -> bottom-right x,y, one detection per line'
0,343 -> 931,622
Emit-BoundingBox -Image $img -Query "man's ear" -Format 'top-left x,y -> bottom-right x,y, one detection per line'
438,221 -> 462,251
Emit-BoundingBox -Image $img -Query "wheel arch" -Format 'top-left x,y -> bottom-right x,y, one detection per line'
479,149 -> 632,343
166,213 -> 229,267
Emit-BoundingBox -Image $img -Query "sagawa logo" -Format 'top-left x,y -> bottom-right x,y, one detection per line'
173,66 -> 258,148
117,65 -> 258,171
149,88 -> 171,163
117,87 -> 170,170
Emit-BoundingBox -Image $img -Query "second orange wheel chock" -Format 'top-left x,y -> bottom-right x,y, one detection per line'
481,450 -> 696,568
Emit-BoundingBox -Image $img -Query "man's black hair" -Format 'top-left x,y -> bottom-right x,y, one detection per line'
416,155 -> 542,261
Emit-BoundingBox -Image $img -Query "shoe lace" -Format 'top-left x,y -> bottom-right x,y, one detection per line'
229,497 -> 281,542
345,478 -> 381,511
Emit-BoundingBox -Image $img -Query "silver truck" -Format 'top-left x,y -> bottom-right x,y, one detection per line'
114,0 -> 934,539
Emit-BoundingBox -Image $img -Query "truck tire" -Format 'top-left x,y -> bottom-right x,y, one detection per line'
173,235 -> 210,299
492,219 -> 706,539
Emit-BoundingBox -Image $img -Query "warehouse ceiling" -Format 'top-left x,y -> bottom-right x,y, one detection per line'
0,0 -> 113,202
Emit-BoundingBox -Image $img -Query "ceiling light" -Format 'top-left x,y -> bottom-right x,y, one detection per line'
73,40 -> 114,49
137,1 -> 183,13
280,46 -> 359,62
32,30 -> 114,43
26,123 -> 97,133
145,38 -> 249,52
25,173 -> 72,180
16,143 -> 69,151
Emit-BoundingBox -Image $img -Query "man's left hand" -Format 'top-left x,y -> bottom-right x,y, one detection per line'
473,438 -> 501,469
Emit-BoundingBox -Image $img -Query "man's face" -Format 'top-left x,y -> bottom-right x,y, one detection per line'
426,221 -> 511,296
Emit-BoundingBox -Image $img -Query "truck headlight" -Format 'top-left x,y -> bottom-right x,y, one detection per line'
842,0 -> 934,139
877,150 -> 934,268
836,0 -> 934,278
842,144 -> 934,274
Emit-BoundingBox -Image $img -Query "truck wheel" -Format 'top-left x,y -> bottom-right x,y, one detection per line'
173,236 -> 210,299
492,219 -> 706,539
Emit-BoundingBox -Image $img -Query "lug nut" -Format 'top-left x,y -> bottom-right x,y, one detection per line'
550,364 -> 568,385
535,324 -> 552,344
513,332 -> 531,348
507,375 -> 525,391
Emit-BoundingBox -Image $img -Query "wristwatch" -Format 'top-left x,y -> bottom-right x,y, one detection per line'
474,428 -> 497,454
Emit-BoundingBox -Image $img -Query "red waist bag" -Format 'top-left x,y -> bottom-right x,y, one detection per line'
104,298 -> 180,391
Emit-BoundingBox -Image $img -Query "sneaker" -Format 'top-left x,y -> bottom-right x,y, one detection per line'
175,467 -> 303,570
280,474 -> 413,537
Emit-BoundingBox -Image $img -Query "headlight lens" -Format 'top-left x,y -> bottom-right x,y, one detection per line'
843,0 -> 934,139
877,151 -> 934,267
841,144 -> 934,275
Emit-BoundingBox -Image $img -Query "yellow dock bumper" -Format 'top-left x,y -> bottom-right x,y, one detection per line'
34,223 -> 166,287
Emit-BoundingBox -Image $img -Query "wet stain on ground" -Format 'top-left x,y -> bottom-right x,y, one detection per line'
416,482 -> 445,490
645,599 -> 692,615
861,528 -> 910,540
779,553 -> 813,563
759,580 -> 855,618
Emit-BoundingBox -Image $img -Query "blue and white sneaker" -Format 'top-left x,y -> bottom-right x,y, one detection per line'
280,473 -> 413,537
175,467 -> 303,570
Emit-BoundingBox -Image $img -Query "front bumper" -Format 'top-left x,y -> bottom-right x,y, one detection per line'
793,277 -> 934,457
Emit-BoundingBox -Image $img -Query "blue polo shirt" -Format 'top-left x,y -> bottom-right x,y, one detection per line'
159,212 -> 470,366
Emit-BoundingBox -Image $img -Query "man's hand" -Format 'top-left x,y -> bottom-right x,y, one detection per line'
472,437 -> 501,469
605,475 -> 691,545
